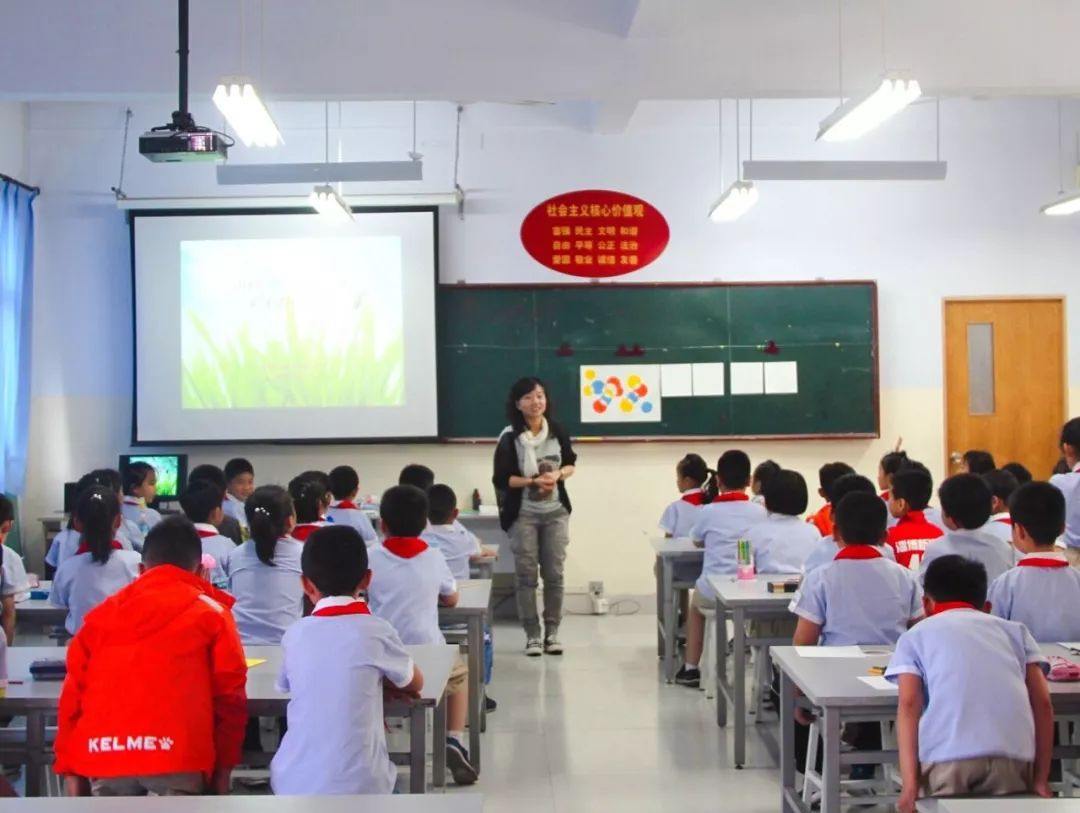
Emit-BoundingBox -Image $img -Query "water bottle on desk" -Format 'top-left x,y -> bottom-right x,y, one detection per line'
736,538 -> 755,581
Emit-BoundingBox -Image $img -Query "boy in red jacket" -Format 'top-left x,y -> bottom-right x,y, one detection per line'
55,515 -> 248,796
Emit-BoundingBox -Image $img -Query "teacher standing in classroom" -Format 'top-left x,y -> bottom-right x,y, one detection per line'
493,377 -> 578,658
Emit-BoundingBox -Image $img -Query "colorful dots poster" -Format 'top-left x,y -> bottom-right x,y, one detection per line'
580,365 -> 662,423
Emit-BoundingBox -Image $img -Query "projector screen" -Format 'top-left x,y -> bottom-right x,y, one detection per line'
131,209 -> 438,443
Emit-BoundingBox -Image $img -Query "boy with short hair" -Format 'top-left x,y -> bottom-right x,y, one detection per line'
746,469 -> 821,574
675,450 -> 767,687
55,516 -> 248,797
367,485 -> 477,785
270,525 -> 423,795
179,482 -> 236,589
801,474 -> 898,573
326,465 -> 378,545
887,463 -> 944,570
0,495 -> 30,645
188,464 -> 243,544
989,481 -> 1080,641
887,555 -> 1052,811
920,474 -> 1015,583
398,464 -> 435,493
422,484 -> 495,581
806,462 -> 856,537
981,469 -> 1020,545
1050,417 -> 1080,567
1002,462 -> 1033,486
223,458 -> 255,536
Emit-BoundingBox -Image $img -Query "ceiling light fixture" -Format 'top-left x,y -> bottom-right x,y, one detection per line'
709,99 -> 758,222
309,184 -> 353,222
212,80 -> 282,147
817,78 -> 922,142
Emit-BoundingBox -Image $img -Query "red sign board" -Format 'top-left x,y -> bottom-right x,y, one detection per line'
520,190 -> 669,278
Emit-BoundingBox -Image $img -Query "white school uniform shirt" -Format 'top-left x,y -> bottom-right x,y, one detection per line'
50,545 -> 142,634
325,500 -> 378,545
193,523 -> 235,590
120,497 -> 162,533
223,538 -> 304,645
790,547 -> 923,646
924,505 -> 947,532
1,544 -> 32,602
919,528 -> 1016,584
658,489 -> 708,538
802,536 -> 896,574
690,494 -> 768,600
46,523 -> 140,569
270,596 -> 414,796
421,523 -> 482,582
984,513 -> 1017,547
367,538 -> 457,646
988,551 -> 1080,642
223,492 -> 249,532
886,607 -> 1045,765
747,514 -> 821,574
1051,467 -> 1080,549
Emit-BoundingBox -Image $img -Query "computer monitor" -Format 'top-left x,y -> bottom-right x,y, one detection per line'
62,482 -> 78,515
118,454 -> 188,503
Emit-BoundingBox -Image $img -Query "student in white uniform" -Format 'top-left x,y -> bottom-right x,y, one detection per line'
367,485 -> 477,785
658,453 -> 713,538
802,474 -> 897,573
0,495 -> 31,644
887,555 -> 1052,811
287,472 -> 331,543
981,469 -> 1020,546
47,471 -> 143,570
271,525 -> 422,796
50,485 -> 142,635
422,484 -> 492,581
326,465 -> 378,545
675,450 -> 767,688
748,469 -> 821,573
920,474 -> 1014,584
222,457 -> 255,536
989,481 -> 1080,641
120,461 -> 163,538
750,459 -> 781,507
1050,418 -> 1080,567
178,482 -> 236,590
878,450 -> 909,529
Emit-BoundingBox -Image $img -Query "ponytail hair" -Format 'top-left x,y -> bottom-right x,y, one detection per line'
245,485 -> 293,565
702,468 -> 720,503
75,484 -> 120,564
677,454 -> 710,487
880,450 -> 909,477
288,471 -> 331,524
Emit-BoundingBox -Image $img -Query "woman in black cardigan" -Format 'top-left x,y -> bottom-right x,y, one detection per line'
492,377 -> 577,657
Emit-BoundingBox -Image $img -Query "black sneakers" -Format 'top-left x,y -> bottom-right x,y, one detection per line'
485,695 -> 498,712
446,737 -> 478,785
674,666 -> 701,688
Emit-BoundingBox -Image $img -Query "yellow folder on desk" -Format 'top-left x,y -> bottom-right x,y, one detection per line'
245,658 -> 267,668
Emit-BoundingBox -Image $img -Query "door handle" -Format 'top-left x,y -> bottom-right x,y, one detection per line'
949,451 -> 962,464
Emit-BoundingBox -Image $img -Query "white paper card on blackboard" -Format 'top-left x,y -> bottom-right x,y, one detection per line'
764,361 -> 799,395
730,362 -> 764,396
690,363 -> 725,396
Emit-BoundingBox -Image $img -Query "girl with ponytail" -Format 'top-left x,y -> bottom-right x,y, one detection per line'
222,485 -> 304,644
287,472 -> 331,542
50,485 -> 142,634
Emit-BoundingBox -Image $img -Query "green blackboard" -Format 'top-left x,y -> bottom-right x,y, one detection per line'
437,282 -> 878,439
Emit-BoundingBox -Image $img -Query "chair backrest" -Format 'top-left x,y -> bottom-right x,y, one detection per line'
2,492 -> 21,555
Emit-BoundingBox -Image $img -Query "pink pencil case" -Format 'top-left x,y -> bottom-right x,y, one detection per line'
1047,655 -> 1080,682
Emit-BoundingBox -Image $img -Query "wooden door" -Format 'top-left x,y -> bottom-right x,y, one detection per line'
944,298 -> 1066,479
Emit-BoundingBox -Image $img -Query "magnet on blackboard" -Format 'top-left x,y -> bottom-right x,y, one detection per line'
615,344 -> 631,357
764,340 -> 780,355
556,342 -> 574,357
631,343 -> 646,357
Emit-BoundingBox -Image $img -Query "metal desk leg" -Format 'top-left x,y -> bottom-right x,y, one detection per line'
779,670 -> 799,813
733,606 -> 747,768
409,703 -> 428,794
26,709 -> 45,797
433,695 -> 447,788
663,559 -> 678,682
656,556 -> 665,657
821,706 -> 841,813
466,615 -> 483,772
716,603 -> 728,728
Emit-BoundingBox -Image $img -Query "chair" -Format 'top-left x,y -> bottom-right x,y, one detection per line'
801,719 -> 897,805
700,607 -> 717,699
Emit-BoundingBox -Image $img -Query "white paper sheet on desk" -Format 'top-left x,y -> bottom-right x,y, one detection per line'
1059,643 -> 1080,653
794,646 -> 869,658
857,676 -> 897,691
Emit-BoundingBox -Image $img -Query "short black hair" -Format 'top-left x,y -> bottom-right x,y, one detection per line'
833,491 -> 887,546
938,474 -> 992,530
92,468 -> 123,495
962,450 -> 996,475
678,454 -> 711,487
188,463 -> 227,491
982,469 -> 1019,505
288,471 -> 331,523
880,450 -> 910,478
716,450 -> 751,490
302,525 -> 369,597
380,485 -> 428,537
0,494 -> 13,526
923,554 -> 987,607
892,463 -> 933,511
763,470 -> 808,516
329,465 -> 360,500
1009,481 -> 1066,546
829,473 -> 877,505
179,482 -> 223,524
224,458 -> 254,483
123,461 -> 155,494
1054,457 -> 1071,476
1061,418 -> 1080,452
819,462 -> 855,494
398,464 -> 435,492
142,515 -> 203,571
427,484 -> 458,525
752,459 -> 781,489
1002,462 -> 1033,485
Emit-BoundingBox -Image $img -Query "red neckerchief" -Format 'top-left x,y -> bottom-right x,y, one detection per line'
929,601 -> 977,616
335,500 -> 360,511
681,490 -> 707,506
880,490 -> 890,501
312,600 -> 371,617
196,528 -> 218,539
995,517 -> 1013,526
834,545 -> 883,561
714,492 -> 749,503
383,537 -> 429,559
1017,557 -> 1069,569
75,539 -> 123,555
291,523 -> 324,542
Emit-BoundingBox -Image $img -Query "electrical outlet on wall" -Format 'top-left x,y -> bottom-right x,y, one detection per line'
588,580 -> 605,597
588,580 -> 608,615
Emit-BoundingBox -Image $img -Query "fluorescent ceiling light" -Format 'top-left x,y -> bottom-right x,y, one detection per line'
115,192 -> 460,210
212,80 -> 283,147
1041,191 -> 1080,216
217,160 -> 422,185
708,181 -> 758,222
743,160 -> 947,181
309,185 -> 354,222
817,78 -> 922,142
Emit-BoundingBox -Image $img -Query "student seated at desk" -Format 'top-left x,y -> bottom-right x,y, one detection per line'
982,468 -> 1020,545
271,525 -> 422,796
806,462 -> 855,538
960,449 -> 997,475
801,474 -> 896,573
747,469 -> 820,574
399,463 -> 435,492
326,464 -> 378,546
51,486 -> 142,635
188,464 -> 243,545
675,450 -> 766,688
179,482 -> 236,590
367,485 -> 477,786
287,471 -> 331,542
223,458 -> 255,538
878,449 -> 909,529
920,474 -> 1015,584
886,463 -> 943,570
120,461 -> 163,539
658,453 -> 713,538
887,555 -> 1052,811
422,484 -> 493,582
47,471 -> 142,570
1003,461 -> 1033,486
750,459 -> 780,507
989,481 -> 1080,641
1050,417 -> 1080,566
0,494 -> 31,645
55,516 -> 247,797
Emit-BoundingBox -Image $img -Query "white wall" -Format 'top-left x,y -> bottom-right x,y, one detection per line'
20,98 -> 1080,594
0,101 -> 27,178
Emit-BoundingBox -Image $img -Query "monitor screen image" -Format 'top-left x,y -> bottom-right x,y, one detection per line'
118,454 -> 188,501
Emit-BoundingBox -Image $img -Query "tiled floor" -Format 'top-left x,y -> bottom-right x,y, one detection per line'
459,611 -> 781,812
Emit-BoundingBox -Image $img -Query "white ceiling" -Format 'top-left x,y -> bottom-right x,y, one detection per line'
3,0 -> 1080,128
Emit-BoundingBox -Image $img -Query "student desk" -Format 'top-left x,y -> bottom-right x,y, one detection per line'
438,578 -> 491,773
651,537 -> 704,682
468,546 -> 500,580
705,573 -> 800,769
771,644 -> 1080,813
0,643 -> 457,797
918,800 -> 1080,812
12,795 -> 484,812
14,597 -> 67,631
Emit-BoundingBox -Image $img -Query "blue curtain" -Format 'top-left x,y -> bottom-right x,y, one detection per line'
0,181 -> 37,495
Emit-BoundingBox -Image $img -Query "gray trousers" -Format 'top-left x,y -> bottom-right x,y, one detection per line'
509,507 -> 570,639
91,773 -> 205,796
